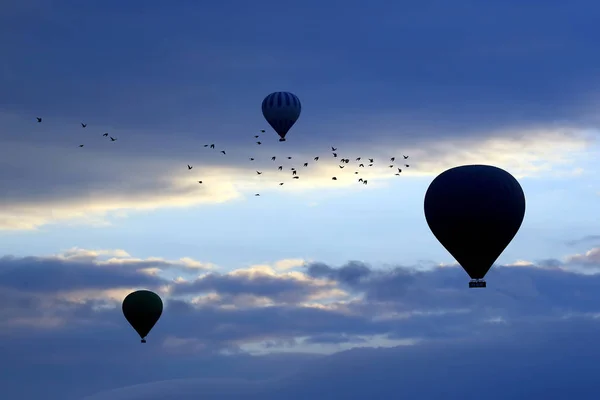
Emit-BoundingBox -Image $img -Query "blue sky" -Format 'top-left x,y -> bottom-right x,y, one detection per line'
2,0 -> 600,398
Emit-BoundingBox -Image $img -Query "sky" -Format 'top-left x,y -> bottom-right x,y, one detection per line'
1,0 -> 600,398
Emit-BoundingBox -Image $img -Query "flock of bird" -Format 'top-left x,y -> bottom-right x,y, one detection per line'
35,118 -> 410,196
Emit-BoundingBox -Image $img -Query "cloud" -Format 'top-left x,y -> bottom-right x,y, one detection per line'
1,246 -> 600,397
0,109 -> 592,231
82,316 -> 600,400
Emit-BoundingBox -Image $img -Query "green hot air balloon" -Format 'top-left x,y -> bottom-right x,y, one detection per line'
122,290 -> 163,343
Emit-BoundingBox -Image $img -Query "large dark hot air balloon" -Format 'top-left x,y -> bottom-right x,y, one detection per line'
261,91 -> 301,142
424,165 -> 526,288
122,290 -> 163,343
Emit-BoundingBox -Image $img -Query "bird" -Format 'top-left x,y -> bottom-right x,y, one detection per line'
363,180 -> 368,185
36,117 -> 42,123
81,123 -> 87,128
403,155 -> 409,159
291,168 -> 296,171
303,163 -> 308,167
279,182 -> 284,185
331,147 -> 337,151
110,136 -> 117,141
292,170 -> 297,176
256,171 -> 262,175
278,166 -> 283,171
204,144 -> 209,147
287,156 -> 292,159
359,164 -> 364,167
314,157 -> 319,161
254,135 -> 259,138
250,157 -> 255,161
356,157 -> 361,161
333,153 -> 338,157
293,176 -> 299,179
369,164 -> 373,167
256,141 -> 262,145
332,177 -> 337,180
395,173 -> 400,176
390,157 -> 395,162
221,150 -> 226,155
358,178 -> 363,183
210,144 -> 215,149
389,165 -> 394,168
339,165 -> 345,169
260,130 -> 265,133
103,133 -> 108,137
255,193 -> 260,196
398,168 -> 402,173
368,158 -> 374,163
78,144 -> 84,147
198,181 -> 203,184
405,164 -> 410,167
355,171 -> 359,174
187,165 -> 193,170
272,157 -> 276,161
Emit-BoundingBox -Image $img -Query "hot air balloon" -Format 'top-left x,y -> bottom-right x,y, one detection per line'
122,290 -> 163,343
424,165 -> 526,288
261,91 -> 301,141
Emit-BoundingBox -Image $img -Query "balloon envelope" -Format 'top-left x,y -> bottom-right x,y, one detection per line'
122,290 -> 163,342
424,165 -> 526,280
261,92 -> 301,141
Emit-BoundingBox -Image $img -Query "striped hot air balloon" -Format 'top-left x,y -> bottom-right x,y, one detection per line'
261,91 -> 301,142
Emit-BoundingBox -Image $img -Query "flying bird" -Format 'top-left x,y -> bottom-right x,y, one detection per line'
221,150 -> 226,155
81,123 -> 87,128
187,165 -> 193,170
332,177 -> 337,180
390,157 -> 395,162
278,166 -> 283,171
403,155 -> 409,159
339,165 -> 345,169
256,141 -> 262,145
204,144 -> 209,147
78,144 -> 84,147
303,163 -> 308,167
254,135 -> 259,138
103,133 -> 108,137
36,117 -> 42,123
198,181 -> 203,184
359,164 -> 364,167
256,171 -> 262,175
287,156 -> 292,159
110,136 -> 117,141
255,193 -> 260,196
405,164 -> 410,167
293,176 -> 299,179
250,157 -> 254,160
331,147 -> 337,151
314,157 -> 319,161
279,182 -> 284,185
368,158 -> 374,163
333,153 -> 338,157
272,157 -> 276,161
210,144 -> 215,149
356,157 -> 361,161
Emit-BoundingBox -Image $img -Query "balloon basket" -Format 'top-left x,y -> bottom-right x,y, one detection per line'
469,280 -> 486,288
141,339 -> 147,343
279,138 -> 286,142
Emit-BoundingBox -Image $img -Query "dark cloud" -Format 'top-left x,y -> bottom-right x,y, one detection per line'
3,249 -> 600,398
82,317 -> 600,400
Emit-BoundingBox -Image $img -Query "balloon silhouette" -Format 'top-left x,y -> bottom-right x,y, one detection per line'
424,165 -> 526,288
261,91 -> 301,141
122,290 -> 163,343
